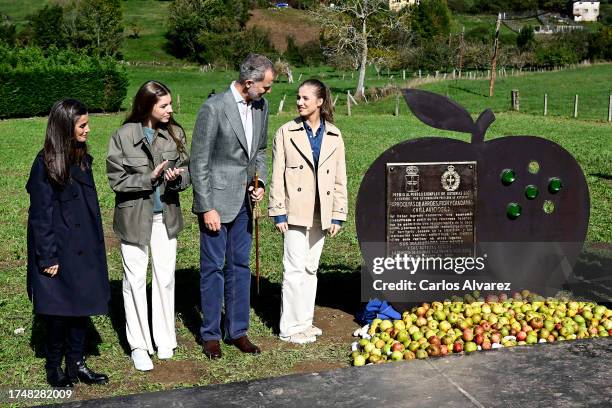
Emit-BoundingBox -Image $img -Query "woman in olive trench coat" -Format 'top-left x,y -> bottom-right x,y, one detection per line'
26,99 -> 110,388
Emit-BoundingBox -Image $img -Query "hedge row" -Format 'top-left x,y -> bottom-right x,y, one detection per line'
0,46 -> 128,119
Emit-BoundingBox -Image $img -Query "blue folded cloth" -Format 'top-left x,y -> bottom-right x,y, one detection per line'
356,299 -> 401,325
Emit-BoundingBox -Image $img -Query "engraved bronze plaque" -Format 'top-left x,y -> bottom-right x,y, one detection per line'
386,162 -> 477,257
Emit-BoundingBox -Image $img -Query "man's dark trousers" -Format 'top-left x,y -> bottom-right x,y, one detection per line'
199,196 -> 253,341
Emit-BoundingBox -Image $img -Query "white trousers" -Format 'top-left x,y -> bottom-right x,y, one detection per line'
279,216 -> 326,338
121,214 -> 177,354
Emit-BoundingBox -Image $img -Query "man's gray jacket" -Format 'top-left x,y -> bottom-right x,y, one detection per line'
190,88 -> 268,222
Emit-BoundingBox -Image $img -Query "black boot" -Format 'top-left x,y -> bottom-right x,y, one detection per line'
46,367 -> 74,388
67,360 -> 109,385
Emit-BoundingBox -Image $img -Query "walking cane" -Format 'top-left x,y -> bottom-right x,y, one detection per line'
253,173 -> 261,295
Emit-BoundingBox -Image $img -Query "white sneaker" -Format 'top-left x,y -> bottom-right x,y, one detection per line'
303,325 -> 323,337
157,347 -> 174,360
279,332 -> 317,344
131,349 -> 153,371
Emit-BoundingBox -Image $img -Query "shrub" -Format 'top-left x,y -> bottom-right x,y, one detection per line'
20,0 -> 123,57
0,46 -> 127,118
588,26 -> 612,61
166,0 -> 273,65
410,0 -> 452,42
447,0 -> 474,13
284,36 -> 324,67
0,13 -> 16,46
27,4 -> 67,49
517,26 -> 536,52
465,26 -> 492,44
534,31 -> 589,67
534,43 -> 580,67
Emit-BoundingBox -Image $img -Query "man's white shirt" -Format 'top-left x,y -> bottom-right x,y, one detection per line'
230,81 -> 253,156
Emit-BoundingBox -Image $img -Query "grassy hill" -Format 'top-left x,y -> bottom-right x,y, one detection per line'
246,8 -> 320,53
0,0 -> 43,25
0,0 -> 318,62
120,0 -> 180,63
0,1 -> 550,63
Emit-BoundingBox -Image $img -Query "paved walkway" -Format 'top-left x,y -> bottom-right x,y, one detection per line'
54,338 -> 612,408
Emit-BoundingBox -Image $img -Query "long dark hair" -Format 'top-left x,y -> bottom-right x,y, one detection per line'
43,99 -> 88,187
124,80 -> 186,155
299,79 -> 334,124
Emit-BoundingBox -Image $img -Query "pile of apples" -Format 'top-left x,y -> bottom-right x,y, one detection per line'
352,290 -> 612,366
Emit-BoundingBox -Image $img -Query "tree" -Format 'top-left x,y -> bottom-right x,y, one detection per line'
284,36 -> 303,65
588,26 -> 612,61
27,5 -> 67,49
0,13 -> 17,46
165,0 -> 270,65
165,0 -> 208,59
508,49 -> 535,71
410,0 -> 452,42
312,0 -> 389,98
72,0 -> 123,57
516,25 -> 535,51
537,0 -> 568,13
22,0 -> 123,57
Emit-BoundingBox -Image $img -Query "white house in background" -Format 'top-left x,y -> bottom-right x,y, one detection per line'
573,2 -> 600,22
389,0 -> 419,12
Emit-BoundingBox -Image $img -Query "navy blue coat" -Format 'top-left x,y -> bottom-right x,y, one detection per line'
26,152 -> 110,316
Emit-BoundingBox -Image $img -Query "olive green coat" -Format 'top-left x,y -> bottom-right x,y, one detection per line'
106,123 -> 190,246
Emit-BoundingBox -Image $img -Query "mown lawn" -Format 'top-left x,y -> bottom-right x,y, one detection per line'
120,0 -> 181,64
342,63 -> 612,122
0,64 -> 610,405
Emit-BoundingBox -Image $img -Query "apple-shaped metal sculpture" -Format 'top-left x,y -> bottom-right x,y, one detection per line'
356,89 -> 590,303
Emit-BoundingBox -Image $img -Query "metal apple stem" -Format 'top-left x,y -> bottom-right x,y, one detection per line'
472,109 -> 496,144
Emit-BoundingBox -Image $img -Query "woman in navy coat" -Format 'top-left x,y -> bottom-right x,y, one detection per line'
26,99 -> 110,388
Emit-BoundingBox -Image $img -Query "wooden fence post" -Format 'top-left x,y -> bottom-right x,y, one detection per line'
277,94 -> 286,115
511,89 -> 520,111
544,93 -> 548,116
394,93 -> 400,116
402,70 -> 406,80
333,94 -> 339,107
347,91 -> 351,116
177,94 -> 181,114
608,94 -> 612,122
573,94 -> 579,118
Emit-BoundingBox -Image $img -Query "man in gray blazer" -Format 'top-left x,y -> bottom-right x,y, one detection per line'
190,54 -> 274,359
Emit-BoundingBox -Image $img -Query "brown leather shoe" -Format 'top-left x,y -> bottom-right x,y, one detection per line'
229,336 -> 261,354
203,340 -> 222,359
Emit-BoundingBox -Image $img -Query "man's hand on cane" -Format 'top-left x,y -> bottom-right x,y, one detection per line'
248,185 -> 264,202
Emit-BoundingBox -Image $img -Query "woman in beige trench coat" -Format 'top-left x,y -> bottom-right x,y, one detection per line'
268,79 -> 348,344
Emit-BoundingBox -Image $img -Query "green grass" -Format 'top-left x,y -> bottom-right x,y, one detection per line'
0,0 -> 45,25
0,0 -> 181,63
121,0 -> 181,63
422,64 -> 612,122
0,64 -> 611,405
342,64 -> 612,122
451,13 -> 520,38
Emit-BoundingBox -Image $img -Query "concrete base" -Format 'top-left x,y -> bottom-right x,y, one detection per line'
56,338 -> 612,408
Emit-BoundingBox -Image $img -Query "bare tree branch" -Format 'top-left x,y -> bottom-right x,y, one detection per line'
310,0 -> 389,97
